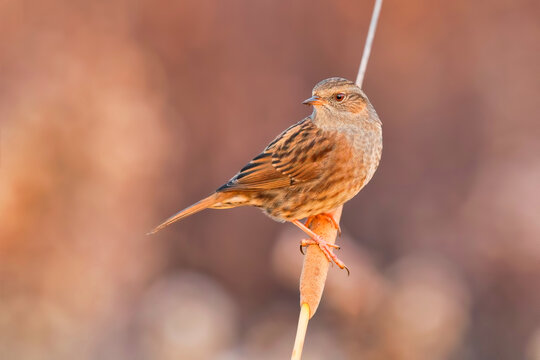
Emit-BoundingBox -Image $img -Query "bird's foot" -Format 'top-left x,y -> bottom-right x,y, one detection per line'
292,218 -> 348,274
300,237 -> 349,275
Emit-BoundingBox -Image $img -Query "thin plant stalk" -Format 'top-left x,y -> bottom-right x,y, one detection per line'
291,1 -> 383,358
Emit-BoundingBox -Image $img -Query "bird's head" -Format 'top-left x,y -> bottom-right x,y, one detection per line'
303,77 -> 368,115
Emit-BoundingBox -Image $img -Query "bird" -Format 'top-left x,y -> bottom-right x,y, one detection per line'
148,77 -> 383,271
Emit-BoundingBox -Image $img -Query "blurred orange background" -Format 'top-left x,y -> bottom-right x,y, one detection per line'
1,0 -> 539,359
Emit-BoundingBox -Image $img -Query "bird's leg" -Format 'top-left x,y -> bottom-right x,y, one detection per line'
304,215 -> 315,229
294,219 -> 340,250
305,213 -> 341,236
292,219 -> 348,273
300,213 -> 342,255
316,213 -> 342,236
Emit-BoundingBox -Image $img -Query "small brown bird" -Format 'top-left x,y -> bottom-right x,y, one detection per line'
149,77 -> 382,271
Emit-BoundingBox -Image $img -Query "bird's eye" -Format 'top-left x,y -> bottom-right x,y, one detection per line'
335,93 -> 345,102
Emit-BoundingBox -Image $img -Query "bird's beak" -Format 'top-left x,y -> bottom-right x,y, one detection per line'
303,95 -> 324,106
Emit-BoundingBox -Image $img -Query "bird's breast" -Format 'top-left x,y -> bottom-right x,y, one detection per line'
253,122 -> 382,222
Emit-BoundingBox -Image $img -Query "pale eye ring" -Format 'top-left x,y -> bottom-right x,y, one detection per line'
335,93 -> 345,102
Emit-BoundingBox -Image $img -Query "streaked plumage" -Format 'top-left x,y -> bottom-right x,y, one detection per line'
149,77 -> 383,270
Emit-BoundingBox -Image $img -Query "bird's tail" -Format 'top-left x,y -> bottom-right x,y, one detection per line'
147,193 -> 224,235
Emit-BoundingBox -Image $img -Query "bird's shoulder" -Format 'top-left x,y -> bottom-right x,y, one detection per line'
217,117 -> 337,192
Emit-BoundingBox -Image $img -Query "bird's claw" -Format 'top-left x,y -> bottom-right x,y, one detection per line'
299,238 -> 348,273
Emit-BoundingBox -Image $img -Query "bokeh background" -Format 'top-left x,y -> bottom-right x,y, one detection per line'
1,0 -> 539,359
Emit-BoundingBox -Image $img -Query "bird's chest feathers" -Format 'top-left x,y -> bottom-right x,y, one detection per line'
321,123 -> 381,186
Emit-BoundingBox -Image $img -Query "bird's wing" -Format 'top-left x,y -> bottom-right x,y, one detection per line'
217,118 -> 335,192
